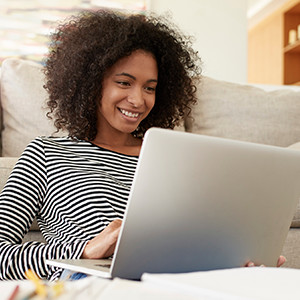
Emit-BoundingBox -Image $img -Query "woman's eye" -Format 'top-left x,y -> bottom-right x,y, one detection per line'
145,86 -> 156,92
116,81 -> 130,86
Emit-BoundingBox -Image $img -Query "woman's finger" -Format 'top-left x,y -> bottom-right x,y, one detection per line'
277,255 -> 286,267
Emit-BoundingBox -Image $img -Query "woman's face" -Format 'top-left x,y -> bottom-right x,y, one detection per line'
98,50 -> 158,135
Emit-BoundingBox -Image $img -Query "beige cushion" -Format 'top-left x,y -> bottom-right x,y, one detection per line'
0,58 -> 58,157
282,228 -> 300,268
288,142 -> 300,228
0,157 -> 18,191
186,77 -> 300,147
288,142 -> 300,150
292,201 -> 300,228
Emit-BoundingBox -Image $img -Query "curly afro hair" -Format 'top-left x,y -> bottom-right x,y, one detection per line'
44,9 -> 201,140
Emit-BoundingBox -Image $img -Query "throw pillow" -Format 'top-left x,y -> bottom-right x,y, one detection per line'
185,76 -> 300,147
0,58 -> 60,157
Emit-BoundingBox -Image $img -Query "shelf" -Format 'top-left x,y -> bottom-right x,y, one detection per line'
283,1 -> 300,85
284,39 -> 300,53
248,0 -> 300,85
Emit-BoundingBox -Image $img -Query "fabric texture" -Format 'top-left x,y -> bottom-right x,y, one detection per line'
0,58 -> 62,157
0,157 -> 18,190
287,142 -> 300,228
281,228 -> 300,268
185,77 -> 300,147
0,137 -> 138,280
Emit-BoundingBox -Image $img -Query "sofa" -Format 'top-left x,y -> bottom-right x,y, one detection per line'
1,58 -> 300,268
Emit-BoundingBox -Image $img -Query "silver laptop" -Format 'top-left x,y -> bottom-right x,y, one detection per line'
46,128 -> 300,280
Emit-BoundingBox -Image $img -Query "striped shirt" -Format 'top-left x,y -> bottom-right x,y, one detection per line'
0,137 -> 138,280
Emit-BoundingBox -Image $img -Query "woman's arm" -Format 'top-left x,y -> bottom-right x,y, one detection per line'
0,138 -> 88,280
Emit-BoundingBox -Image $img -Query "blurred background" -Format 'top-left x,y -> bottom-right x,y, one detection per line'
1,0 -> 299,85
0,0 -> 147,64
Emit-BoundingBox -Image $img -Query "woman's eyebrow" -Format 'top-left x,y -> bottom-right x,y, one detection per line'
116,72 -> 157,83
148,79 -> 158,83
116,72 -> 136,80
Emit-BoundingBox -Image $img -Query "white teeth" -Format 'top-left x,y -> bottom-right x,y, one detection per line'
120,109 -> 139,118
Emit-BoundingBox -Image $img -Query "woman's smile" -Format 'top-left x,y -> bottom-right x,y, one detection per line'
118,108 -> 140,120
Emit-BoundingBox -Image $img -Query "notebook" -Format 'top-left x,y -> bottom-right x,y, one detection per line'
46,128 -> 300,280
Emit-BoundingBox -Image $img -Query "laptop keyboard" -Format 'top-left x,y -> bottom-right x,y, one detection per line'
95,264 -> 111,269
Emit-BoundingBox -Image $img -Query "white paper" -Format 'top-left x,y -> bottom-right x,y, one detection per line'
141,267 -> 300,300
97,278 -> 201,300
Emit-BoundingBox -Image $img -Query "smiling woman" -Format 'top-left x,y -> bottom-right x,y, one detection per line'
0,8 -> 201,281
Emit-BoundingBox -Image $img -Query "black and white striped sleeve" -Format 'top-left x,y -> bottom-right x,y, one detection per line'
0,138 -> 87,280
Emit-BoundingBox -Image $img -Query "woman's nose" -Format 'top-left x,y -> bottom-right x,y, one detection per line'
127,88 -> 143,108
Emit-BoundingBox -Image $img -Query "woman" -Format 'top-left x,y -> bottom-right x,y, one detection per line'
0,9 -> 285,281
0,9 -> 201,280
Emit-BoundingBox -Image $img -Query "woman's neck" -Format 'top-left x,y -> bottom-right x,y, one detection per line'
91,132 -> 142,156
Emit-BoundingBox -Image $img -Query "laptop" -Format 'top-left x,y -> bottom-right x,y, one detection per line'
46,128 -> 300,280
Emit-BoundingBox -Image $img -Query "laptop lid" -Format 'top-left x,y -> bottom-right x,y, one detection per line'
111,128 -> 300,279
47,128 -> 300,280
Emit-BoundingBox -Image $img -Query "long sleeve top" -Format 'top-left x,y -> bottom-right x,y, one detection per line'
0,137 -> 138,280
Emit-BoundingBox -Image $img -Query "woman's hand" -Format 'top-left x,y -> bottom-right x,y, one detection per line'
244,255 -> 286,267
81,219 -> 122,259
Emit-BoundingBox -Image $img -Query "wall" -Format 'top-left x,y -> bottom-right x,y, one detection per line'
247,0 -> 290,29
149,0 -> 248,84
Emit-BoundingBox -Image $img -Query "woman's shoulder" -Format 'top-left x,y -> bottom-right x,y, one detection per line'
29,137 -> 139,161
34,136 -> 87,146
24,136 -> 92,153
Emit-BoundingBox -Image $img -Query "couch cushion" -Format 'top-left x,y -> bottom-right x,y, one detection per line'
282,228 -> 300,268
0,157 -> 18,191
0,58 -> 59,157
292,201 -> 300,228
287,142 -> 300,228
186,77 -> 300,147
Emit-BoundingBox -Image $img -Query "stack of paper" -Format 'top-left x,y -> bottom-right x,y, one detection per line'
60,267 -> 300,300
141,267 -> 300,300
